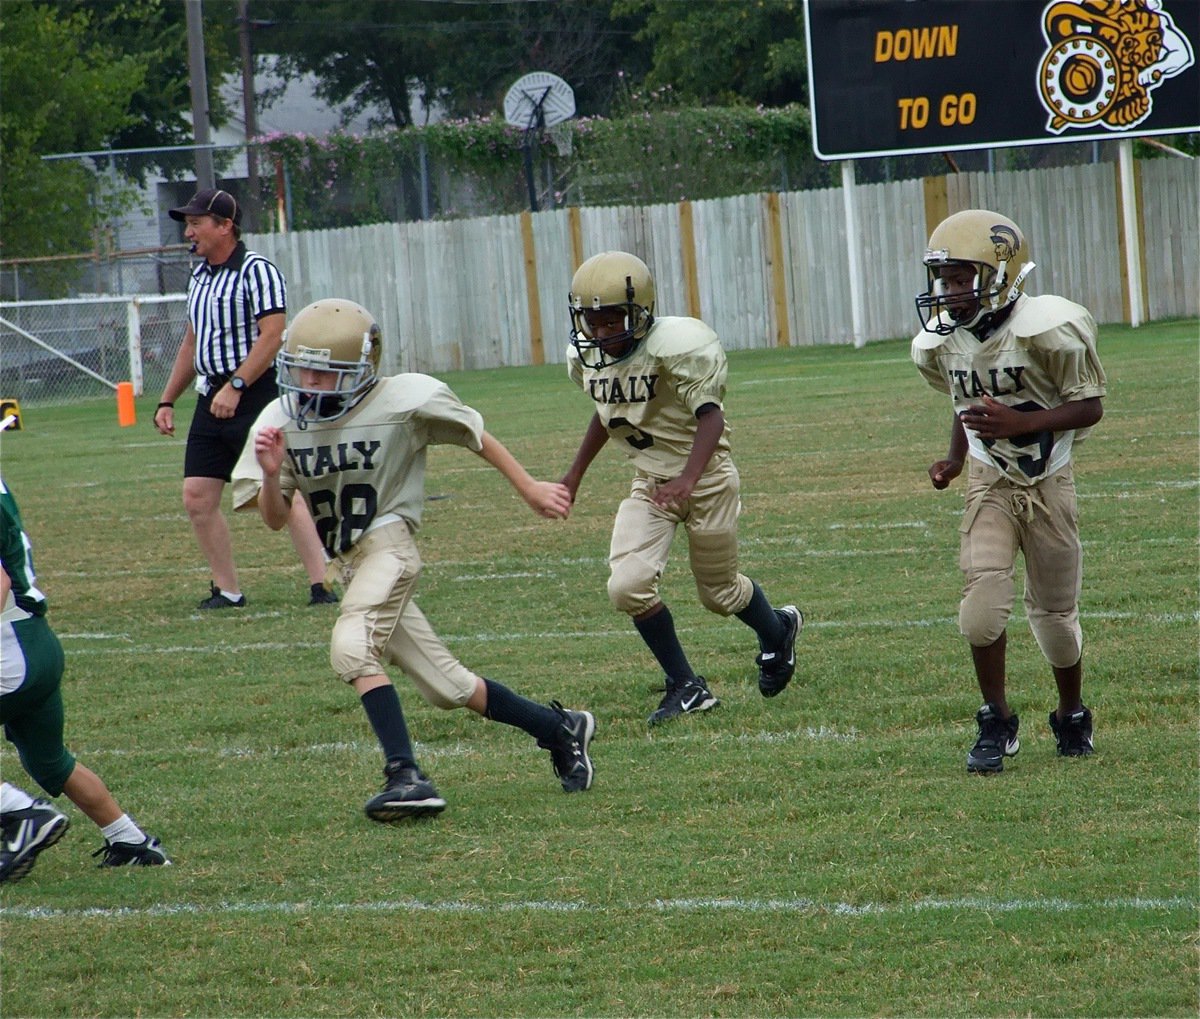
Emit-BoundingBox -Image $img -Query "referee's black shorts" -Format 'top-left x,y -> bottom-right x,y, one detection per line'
183,369 -> 280,482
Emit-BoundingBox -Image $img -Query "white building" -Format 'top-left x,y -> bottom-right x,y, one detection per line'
95,59 -> 397,293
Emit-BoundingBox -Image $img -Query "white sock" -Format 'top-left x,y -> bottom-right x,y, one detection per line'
1,782 -> 35,812
219,588 -> 242,602
100,814 -> 146,845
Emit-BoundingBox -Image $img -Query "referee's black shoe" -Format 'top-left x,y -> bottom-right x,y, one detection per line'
198,583 -> 246,609
308,583 -> 339,605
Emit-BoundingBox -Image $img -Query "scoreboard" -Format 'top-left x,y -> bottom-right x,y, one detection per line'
803,0 -> 1200,159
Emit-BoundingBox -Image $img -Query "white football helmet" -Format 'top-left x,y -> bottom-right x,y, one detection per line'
569,251 -> 656,368
277,299 -> 381,428
915,209 -> 1036,336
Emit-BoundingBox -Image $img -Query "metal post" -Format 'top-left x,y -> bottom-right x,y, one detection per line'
109,152 -> 125,294
419,140 -> 431,220
523,135 -> 539,212
841,160 -> 866,348
275,157 -> 287,232
237,0 -> 260,229
186,0 -> 215,189
127,299 -> 144,396
1117,139 -> 1144,328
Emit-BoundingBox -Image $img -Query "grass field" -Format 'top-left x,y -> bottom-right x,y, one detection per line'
0,319 -> 1196,1018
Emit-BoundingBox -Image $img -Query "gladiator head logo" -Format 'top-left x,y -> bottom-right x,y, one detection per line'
990,225 -> 1022,265
1038,0 -> 1196,133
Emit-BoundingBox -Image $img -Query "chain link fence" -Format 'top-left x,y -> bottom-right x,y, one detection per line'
0,295 -> 187,407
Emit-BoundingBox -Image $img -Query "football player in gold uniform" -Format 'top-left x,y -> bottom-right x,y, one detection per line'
913,210 -> 1107,773
561,252 -> 802,726
233,299 -> 594,822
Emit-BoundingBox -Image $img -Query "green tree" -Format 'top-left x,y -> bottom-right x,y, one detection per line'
615,0 -> 808,107
0,2 -> 144,262
65,0 -> 240,181
248,0 -> 453,129
249,0 -> 649,125
424,0 -> 651,119
1,0 -> 242,269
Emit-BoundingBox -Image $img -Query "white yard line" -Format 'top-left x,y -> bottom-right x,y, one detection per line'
3,894 -> 1192,922
58,608 -> 1198,653
59,728 -> 861,762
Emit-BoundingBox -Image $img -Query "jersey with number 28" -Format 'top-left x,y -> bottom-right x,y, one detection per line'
233,374 -> 484,556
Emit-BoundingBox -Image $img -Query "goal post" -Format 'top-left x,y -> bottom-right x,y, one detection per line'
0,295 -> 188,405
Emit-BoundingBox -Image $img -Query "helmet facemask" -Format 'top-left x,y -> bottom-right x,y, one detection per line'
277,299 -> 382,429
915,211 -> 1035,337
277,337 -> 377,428
569,294 -> 652,369
568,252 -> 656,369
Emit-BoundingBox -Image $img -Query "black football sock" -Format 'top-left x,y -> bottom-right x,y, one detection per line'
360,684 -> 416,769
735,581 -> 787,651
482,679 -> 561,742
633,604 -> 697,683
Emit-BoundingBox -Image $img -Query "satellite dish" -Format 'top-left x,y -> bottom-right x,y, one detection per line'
504,72 -> 576,131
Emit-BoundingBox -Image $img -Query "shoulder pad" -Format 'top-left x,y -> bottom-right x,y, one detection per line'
1007,294 -> 1093,338
375,373 -> 449,409
644,316 -> 721,358
911,327 -> 948,354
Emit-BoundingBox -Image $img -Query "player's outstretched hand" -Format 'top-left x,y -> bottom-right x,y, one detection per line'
525,480 -> 573,520
928,458 -> 963,490
254,425 -> 287,477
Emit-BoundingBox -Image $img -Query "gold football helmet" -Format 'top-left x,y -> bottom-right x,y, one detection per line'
277,298 -> 381,427
915,210 -> 1036,336
569,251 -> 656,368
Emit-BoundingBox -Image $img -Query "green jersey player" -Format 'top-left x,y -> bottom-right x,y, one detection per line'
561,251 -> 802,726
1,474 -> 169,881
913,209 -> 1107,773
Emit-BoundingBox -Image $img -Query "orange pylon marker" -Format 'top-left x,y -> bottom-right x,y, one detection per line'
117,381 -> 136,427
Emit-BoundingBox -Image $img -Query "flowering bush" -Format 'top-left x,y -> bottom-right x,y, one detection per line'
256,104 -> 831,230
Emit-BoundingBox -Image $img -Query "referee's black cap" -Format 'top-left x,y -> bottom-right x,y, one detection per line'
170,188 -> 241,225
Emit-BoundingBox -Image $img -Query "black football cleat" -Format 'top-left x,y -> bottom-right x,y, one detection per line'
364,763 -> 446,823
648,676 -> 719,726
0,799 -> 70,884
541,702 -> 596,792
757,605 -> 803,697
966,703 -> 1020,774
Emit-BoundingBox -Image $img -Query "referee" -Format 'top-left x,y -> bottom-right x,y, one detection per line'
154,188 -> 336,610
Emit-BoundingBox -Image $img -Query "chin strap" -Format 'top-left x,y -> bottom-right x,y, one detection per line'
972,300 -> 1020,341
972,260 -> 1035,339
294,393 -> 319,430
1002,261 -> 1036,306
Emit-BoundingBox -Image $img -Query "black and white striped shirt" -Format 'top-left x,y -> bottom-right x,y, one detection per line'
187,242 -> 287,378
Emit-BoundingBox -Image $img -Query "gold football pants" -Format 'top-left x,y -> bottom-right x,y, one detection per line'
607,457 -> 754,618
958,460 -> 1083,668
329,520 -> 476,708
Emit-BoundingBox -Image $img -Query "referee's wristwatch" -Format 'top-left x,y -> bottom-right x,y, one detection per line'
230,375 -> 248,393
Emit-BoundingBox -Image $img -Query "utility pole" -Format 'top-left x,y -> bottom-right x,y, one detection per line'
185,0 -> 214,189
238,0 -> 260,229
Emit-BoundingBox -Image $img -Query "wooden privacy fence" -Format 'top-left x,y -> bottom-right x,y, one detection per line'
248,159 -> 1198,377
